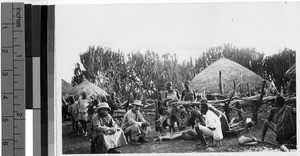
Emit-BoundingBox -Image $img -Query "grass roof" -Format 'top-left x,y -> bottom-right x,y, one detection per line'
191,58 -> 263,94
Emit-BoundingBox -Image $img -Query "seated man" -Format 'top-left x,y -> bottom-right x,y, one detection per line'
206,101 -> 230,132
90,102 -> 127,153
190,99 -> 229,133
121,100 -> 150,144
261,95 -> 296,145
195,99 -> 223,148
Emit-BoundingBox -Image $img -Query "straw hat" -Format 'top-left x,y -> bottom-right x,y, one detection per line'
97,102 -> 111,111
132,100 -> 143,107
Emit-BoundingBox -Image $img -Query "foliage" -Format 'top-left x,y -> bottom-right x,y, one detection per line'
262,48 -> 296,93
71,44 -> 295,101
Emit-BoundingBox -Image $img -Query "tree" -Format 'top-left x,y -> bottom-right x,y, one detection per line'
71,44 -> 296,102
71,63 -> 85,86
263,48 -> 296,90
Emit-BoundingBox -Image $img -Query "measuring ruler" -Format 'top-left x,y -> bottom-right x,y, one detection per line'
2,3 -> 25,156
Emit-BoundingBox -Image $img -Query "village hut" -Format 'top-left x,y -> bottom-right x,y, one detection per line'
190,58 -> 263,95
61,79 -> 73,96
70,79 -> 109,98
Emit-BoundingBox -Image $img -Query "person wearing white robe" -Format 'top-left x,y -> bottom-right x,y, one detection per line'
90,102 -> 127,153
121,100 -> 150,144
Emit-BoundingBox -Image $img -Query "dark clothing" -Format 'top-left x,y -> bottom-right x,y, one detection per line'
262,105 -> 296,145
268,107 -> 281,122
91,133 -> 106,153
157,100 -> 168,115
181,89 -> 196,128
108,97 -> 120,116
272,105 -> 296,144
87,100 -> 98,117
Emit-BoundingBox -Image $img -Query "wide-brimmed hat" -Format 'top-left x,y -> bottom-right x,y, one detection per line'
132,100 -> 143,107
97,102 -> 111,111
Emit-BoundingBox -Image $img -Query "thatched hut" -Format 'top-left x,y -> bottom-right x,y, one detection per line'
61,79 -> 73,96
69,79 -> 109,98
190,58 -> 263,94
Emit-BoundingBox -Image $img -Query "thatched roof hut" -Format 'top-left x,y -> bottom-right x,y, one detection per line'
70,79 -> 109,97
190,58 -> 263,94
61,79 -> 73,96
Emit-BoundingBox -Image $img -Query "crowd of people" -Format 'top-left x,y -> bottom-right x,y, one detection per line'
63,81 -> 296,153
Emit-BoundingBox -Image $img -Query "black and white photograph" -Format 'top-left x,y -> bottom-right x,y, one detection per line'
56,1 -> 299,155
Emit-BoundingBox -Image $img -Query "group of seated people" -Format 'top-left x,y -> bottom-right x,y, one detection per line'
65,91 -> 150,153
65,81 -> 296,153
90,99 -> 151,153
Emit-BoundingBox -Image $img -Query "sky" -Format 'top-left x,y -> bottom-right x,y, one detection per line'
55,1 -> 300,83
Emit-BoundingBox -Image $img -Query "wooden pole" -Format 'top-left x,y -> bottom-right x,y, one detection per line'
224,80 -> 236,121
219,71 -> 223,95
252,80 -> 267,124
235,102 -> 244,126
247,83 -> 250,96
239,85 -> 243,98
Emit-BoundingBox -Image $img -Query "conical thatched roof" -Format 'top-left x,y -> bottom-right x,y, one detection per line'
191,58 -> 263,94
61,79 -> 73,95
70,79 -> 109,97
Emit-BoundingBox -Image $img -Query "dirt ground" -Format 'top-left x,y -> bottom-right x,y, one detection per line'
62,106 -> 295,154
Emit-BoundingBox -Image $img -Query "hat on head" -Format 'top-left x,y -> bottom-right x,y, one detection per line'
132,100 -> 143,107
97,102 -> 111,111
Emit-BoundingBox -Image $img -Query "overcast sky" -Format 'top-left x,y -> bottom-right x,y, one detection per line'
56,1 -> 300,83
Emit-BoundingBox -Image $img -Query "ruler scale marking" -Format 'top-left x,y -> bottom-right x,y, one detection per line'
2,3 -> 25,156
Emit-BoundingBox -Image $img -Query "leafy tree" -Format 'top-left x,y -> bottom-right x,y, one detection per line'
71,44 -> 295,101
263,48 -> 296,90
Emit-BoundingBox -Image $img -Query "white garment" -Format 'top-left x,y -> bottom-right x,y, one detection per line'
200,110 -> 223,140
78,99 -> 89,121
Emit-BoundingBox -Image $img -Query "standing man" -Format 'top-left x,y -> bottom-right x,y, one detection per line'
121,100 -> 150,144
78,92 -> 89,136
181,81 -> 196,102
181,81 -> 197,128
90,102 -> 127,153
195,99 -> 223,148
164,82 -> 180,131
67,96 -> 79,135
165,82 -> 180,103
107,92 -> 121,116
